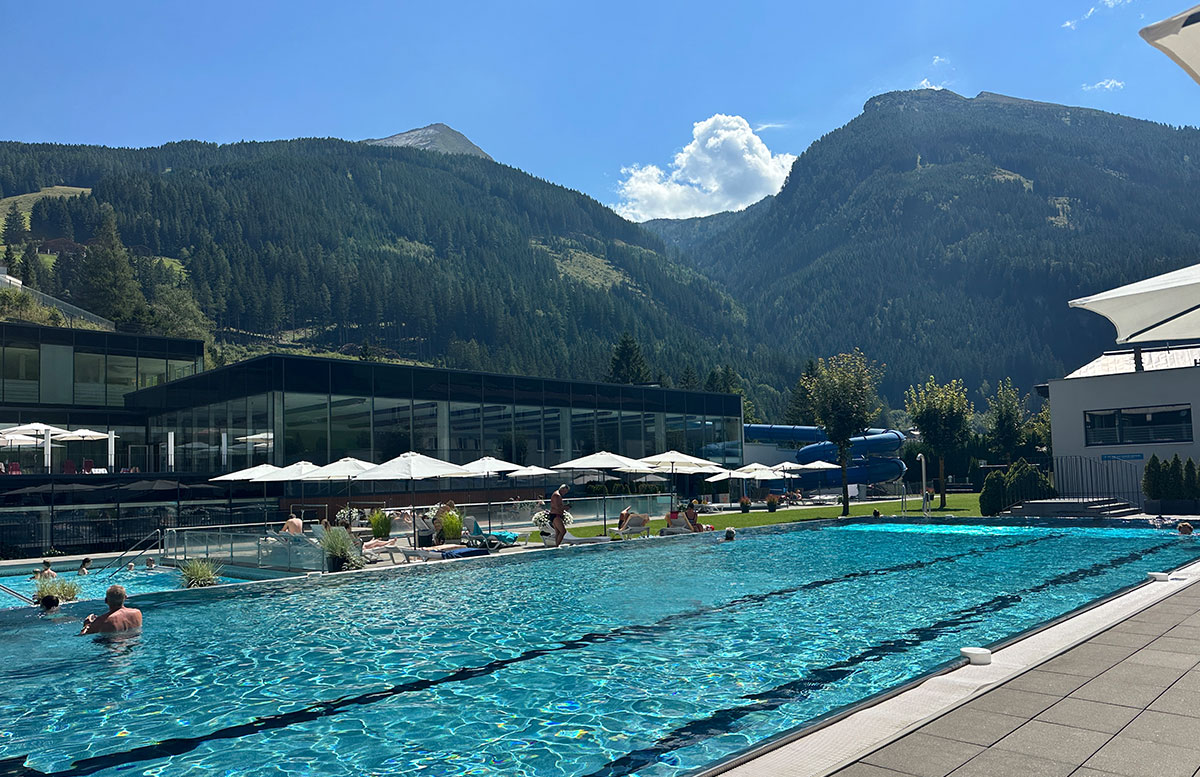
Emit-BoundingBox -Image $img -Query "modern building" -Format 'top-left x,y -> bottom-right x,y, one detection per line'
125,354 -> 744,473
1048,343 -> 1198,501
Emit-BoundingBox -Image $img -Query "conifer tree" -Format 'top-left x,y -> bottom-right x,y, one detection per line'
2,203 -> 26,246
605,331 -> 651,384
677,364 -> 700,390
74,208 -> 147,322
19,242 -> 39,288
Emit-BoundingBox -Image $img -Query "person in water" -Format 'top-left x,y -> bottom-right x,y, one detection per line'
125,562 -> 135,572
80,585 -> 142,635
30,560 -> 56,580
144,557 -> 156,569
1179,522 -> 1194,535
549,484 -> 570,547
721,527 -> 737,542
39,594 -> 60,613
77,558 -> 92,575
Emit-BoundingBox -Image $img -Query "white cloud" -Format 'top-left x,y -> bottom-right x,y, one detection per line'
754,122 -> 787,131
1063,0 -> 1134,29
1082,78 -> 1125,90
931,55 -> 949,66
614,114 -> 796,221
917,78 -> 946,90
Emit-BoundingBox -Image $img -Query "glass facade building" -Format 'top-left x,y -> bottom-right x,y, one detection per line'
126,355 -> 744,474
0,322 -> 204,473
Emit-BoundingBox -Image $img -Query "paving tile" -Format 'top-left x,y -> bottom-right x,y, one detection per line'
1068,769 -> 1123,777
1163,624 -> 1200,641
1083,734 -> 1200,777
991,720 -> 1111,764
1087,630 -> 1158,649
1121,648 -> 1200,670
830,764 -> 912,777
1168,670 -> 1200,691
862,733 -> 984,777
966,688 -> 1060,718
1036,644 -> 1135,677
1002,669 -> 1089,696
1145,636 -> 1200,657
1148,686 -> 1200,718
1120,710 -> 1200,750
1095,661 -> 1186,689
920,708 -> 1027,747
1035,697 -> 1140,733
1109,621 -> 1174,637
946,748 -> 1074,777
1069,677 -> 1167,708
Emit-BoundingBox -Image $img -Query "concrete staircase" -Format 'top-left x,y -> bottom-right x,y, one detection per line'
1004,497 -> 1142,519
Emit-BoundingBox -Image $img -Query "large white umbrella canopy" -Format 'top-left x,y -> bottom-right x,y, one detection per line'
54,428 -> 114,441
236,432 -> 274,442
552,451 -> 643,471
506,465 -> 557,478
354,451 -> 473,481
210,463 -> 281,482
776,460 -> 840,471
300,457 -> 376,481
2,433 -> 44,447
461,456 -> 524,475
638,450 -> 715,468
705,470 -> 752,483
1141,6 -> 1200,87
1069,263 -> 1200,343
1,423 -> 69,437
251,461 -> 321,482
632,473 -> 668,483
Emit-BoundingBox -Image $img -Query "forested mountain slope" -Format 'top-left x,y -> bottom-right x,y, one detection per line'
0,139 -> 749,382
645,90 -> 1200,400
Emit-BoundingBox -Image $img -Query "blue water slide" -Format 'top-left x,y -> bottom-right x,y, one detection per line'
742,424 -> 907,486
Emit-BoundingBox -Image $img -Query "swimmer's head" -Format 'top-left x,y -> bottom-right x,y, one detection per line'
724,527 -> 736,541
38,594 -> 60,611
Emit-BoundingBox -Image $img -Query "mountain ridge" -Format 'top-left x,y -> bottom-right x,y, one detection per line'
363,123 -> 492,160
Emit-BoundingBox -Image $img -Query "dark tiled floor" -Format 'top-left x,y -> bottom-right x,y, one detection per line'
834,585 -> 1200,777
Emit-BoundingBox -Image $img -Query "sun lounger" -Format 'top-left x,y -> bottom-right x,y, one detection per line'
540,530 -> 609,547
609,513 -> 651,539
660,515 -> 694,536
465,519 -> 517,551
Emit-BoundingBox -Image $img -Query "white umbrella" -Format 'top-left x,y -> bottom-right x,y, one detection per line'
1,423 -> 69,437
552,451 -> 643,471
638,450 -> 715,468
301,457 -> 376,481
210,463 -> 281,482
462,457 -> 524,531
1141,6 -> 1200,87
2,433 -> 40,447
54,428 -> 113,441
632,473 -> 668,483
354,452 -> 473,547
1069,263 -> 1200,343
251,461 -> 321,482
507,465 -> 557,478
705,470 -> 752,483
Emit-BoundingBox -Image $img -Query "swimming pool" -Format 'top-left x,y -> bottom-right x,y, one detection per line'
0,564 -> 241,605
0,518 -> 1196,777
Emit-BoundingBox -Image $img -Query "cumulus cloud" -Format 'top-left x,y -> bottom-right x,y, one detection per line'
614,114 -> 796,221
931,55 -> 949,66
1082,78 -> 1125,90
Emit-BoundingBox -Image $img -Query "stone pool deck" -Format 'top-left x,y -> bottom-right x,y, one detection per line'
832,583 -> 1200,777
710,561 -> 1200,777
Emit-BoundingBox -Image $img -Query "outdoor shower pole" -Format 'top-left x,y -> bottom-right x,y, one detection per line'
917,453 -> 930,518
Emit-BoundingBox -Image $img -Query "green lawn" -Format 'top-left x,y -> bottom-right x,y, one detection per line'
538,493 -> 982,540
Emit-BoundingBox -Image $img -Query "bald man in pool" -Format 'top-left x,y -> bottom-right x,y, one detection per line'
79,585 -> 142,635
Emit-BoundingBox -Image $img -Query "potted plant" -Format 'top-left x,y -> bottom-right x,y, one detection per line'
34,578 -> 81,603
368,509 -> 393,539
739,496 -> 751,514
179,558 -> 222,588
320,526 -> 364,572
766,494 -> 779,513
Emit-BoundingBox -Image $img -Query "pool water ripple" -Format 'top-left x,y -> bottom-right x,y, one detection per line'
1,521 -> 1197,777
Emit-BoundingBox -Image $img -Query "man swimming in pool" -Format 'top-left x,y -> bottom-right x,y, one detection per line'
80,585 -> 142,635
30,560 -> 56,580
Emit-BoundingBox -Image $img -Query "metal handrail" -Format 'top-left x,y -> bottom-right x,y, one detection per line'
0,582 -> 34,605
96,530 -> 161,576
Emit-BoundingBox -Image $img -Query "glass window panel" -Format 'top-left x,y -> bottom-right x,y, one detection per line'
106,355 -> 137,407
167,359 -> 198,382
543,408 -> 565,466
482,403 -> 514,459
685,414 -> 705,457
513,405 -> 543,466
448,401 -> 481,464
330,394 -> 372,461
138,357 -> 167,389
665,413 -> 687,452
571,408 -> 596,457
373,397 -> 412,462
1085,405 -> 1193,446
596,409 -> 619,452
412,400 -> 445,459
74,352 -> 106,405
284,392 -> 329,464
4,344 -> 39,403
620,411 -> 645,459
227,396 -> 248,471
247,393 -> 272,465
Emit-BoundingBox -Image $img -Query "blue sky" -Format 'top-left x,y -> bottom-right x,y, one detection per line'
4,0 -> 1199,219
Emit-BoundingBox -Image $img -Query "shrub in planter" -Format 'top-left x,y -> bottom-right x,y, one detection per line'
320,527 -> 365,572
179,558 -> 222,588
739,496 -> 751,513
35,578 -> 80,602
765,494 -> 780,513
368,509 -> 393,539
979,470 -> 1006,516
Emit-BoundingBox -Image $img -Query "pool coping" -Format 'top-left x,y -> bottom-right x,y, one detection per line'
691,549 -> 1200,777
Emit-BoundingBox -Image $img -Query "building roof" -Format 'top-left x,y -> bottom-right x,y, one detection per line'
1064,344 -> 1200,379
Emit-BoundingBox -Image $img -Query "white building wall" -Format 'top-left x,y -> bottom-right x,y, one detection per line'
1049,364 -> 1200,499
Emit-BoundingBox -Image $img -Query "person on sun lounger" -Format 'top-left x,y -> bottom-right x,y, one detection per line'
281,513 -> 304,535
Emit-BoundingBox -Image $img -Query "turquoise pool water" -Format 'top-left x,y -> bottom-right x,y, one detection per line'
0,519 -> 1196,777
0,564 -> 241,605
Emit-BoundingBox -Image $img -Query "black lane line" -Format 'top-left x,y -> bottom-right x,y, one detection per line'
0,534 -> 1059,777
581,539 -> 1180,777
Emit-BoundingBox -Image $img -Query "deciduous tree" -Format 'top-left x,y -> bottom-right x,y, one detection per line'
905,377 -> 974,509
